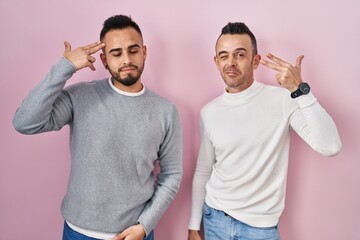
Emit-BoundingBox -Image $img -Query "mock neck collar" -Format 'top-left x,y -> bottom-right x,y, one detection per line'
222,80 -> 263,105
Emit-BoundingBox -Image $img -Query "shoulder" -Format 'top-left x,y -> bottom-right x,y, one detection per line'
144,88 -> 178,110
64,79 -> 108,94
201,95 -> 223,113
144,89 -> 181,129
261,83 -> 288,95
257,83 -> 293,105
198,95 -> 224,123
260,82 -> 299,113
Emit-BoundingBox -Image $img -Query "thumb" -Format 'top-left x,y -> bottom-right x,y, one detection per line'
295,55 -> 304,70
63,41 -> 71,53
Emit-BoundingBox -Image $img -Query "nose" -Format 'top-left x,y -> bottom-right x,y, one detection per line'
227,55 -> 236,66
122,53 -> 132,65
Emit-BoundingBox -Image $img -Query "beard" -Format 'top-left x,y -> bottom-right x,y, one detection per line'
113,73 -> 139,86
108,63 -> 144,86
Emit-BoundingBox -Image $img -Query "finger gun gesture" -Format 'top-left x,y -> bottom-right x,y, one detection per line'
63,41 -> 105,71
261,53 -> 304,92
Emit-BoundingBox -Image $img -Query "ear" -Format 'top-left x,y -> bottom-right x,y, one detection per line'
252,54 -> 261,70
100,53 -> 107,69
142,45 -> 147,61
214,55 -> 221,71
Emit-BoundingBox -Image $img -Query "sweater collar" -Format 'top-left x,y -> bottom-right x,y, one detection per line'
222,80 -> 263,104
108,78 -> 145,97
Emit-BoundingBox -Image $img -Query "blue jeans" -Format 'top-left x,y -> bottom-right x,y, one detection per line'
62,222 -> 154,240
203,204 -> 280,240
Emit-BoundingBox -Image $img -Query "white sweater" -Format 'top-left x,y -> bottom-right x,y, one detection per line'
188,81 -> 341,230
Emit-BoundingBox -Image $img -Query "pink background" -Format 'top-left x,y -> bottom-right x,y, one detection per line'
1,0 -> 359,239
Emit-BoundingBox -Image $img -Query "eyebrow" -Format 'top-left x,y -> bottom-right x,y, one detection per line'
128,44 -> 140,49
108,44 -> 141,54
109,48 -> 121,54
218,48 -> 247,56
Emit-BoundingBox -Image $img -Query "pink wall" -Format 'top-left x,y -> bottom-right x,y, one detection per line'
1,0 -> 359,239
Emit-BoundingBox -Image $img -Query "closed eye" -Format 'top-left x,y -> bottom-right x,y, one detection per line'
219,55 -> 228,60
129,49 -> 139,54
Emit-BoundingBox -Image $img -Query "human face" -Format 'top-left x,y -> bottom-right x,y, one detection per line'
100,27 -> 147,92
214,34 -> 260,93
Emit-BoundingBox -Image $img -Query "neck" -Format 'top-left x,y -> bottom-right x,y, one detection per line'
226,78 -> 254,93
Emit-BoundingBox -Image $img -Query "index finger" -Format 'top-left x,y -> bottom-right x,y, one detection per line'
83,41 -> 103,50
260,59 -> 286,72
86,42 -> 106,55
265,53 -> 292,67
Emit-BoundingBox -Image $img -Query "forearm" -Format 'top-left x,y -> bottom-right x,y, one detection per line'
137,168 -> 182,235
189,118 -> 215,230
13,57 -> 75,134
188,149 -> 214,230
138,108 -> 183,235
291,92 -> 342,156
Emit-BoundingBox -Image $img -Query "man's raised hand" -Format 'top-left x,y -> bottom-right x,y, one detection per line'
261,53 -> 304,92
63,41 -> 105,71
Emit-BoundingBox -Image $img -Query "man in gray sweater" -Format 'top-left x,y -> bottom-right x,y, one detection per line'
13,15 -> 182,240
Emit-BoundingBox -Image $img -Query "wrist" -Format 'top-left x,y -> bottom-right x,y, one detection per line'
136,223 -> 146,237
291,82 -> 311,98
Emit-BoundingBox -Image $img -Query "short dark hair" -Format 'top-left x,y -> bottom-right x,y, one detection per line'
217,22 -> 258,55
100,15 -> 142,41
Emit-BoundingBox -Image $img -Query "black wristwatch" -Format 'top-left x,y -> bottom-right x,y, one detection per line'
291,82 -> 311,98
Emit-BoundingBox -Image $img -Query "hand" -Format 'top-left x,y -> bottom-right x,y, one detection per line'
113,224 -> 146,240
261,53 -> 304,92
63,41 -> 105,71
188,229 -> 202,240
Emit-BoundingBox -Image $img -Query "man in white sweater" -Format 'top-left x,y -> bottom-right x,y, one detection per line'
188,22 -> 341,240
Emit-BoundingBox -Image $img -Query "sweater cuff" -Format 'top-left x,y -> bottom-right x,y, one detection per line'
293,91 -> 317,108
59,57 -> 77,75
137,219 -> 150,237
188,221 -> 201,231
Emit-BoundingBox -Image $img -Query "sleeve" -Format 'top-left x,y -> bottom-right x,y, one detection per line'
289,92 -> 342,156
137,105 -> 183,236
13,57 -> 76,134
188,111 -> 216,230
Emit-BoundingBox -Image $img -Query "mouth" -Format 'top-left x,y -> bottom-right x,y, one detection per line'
120,67 -> 136,73
226,70 -> 240,77
119,64 -> 138,73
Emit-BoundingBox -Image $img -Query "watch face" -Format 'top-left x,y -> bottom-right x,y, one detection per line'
300,83 -> 310,94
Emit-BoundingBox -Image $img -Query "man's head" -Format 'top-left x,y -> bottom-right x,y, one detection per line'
216,22 -> 258,56
100,15 -> 142,42
100,15 -> 147,91
214,22 -> 261,93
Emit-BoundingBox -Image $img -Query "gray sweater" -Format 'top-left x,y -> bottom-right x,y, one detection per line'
13,57 -> 183,235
